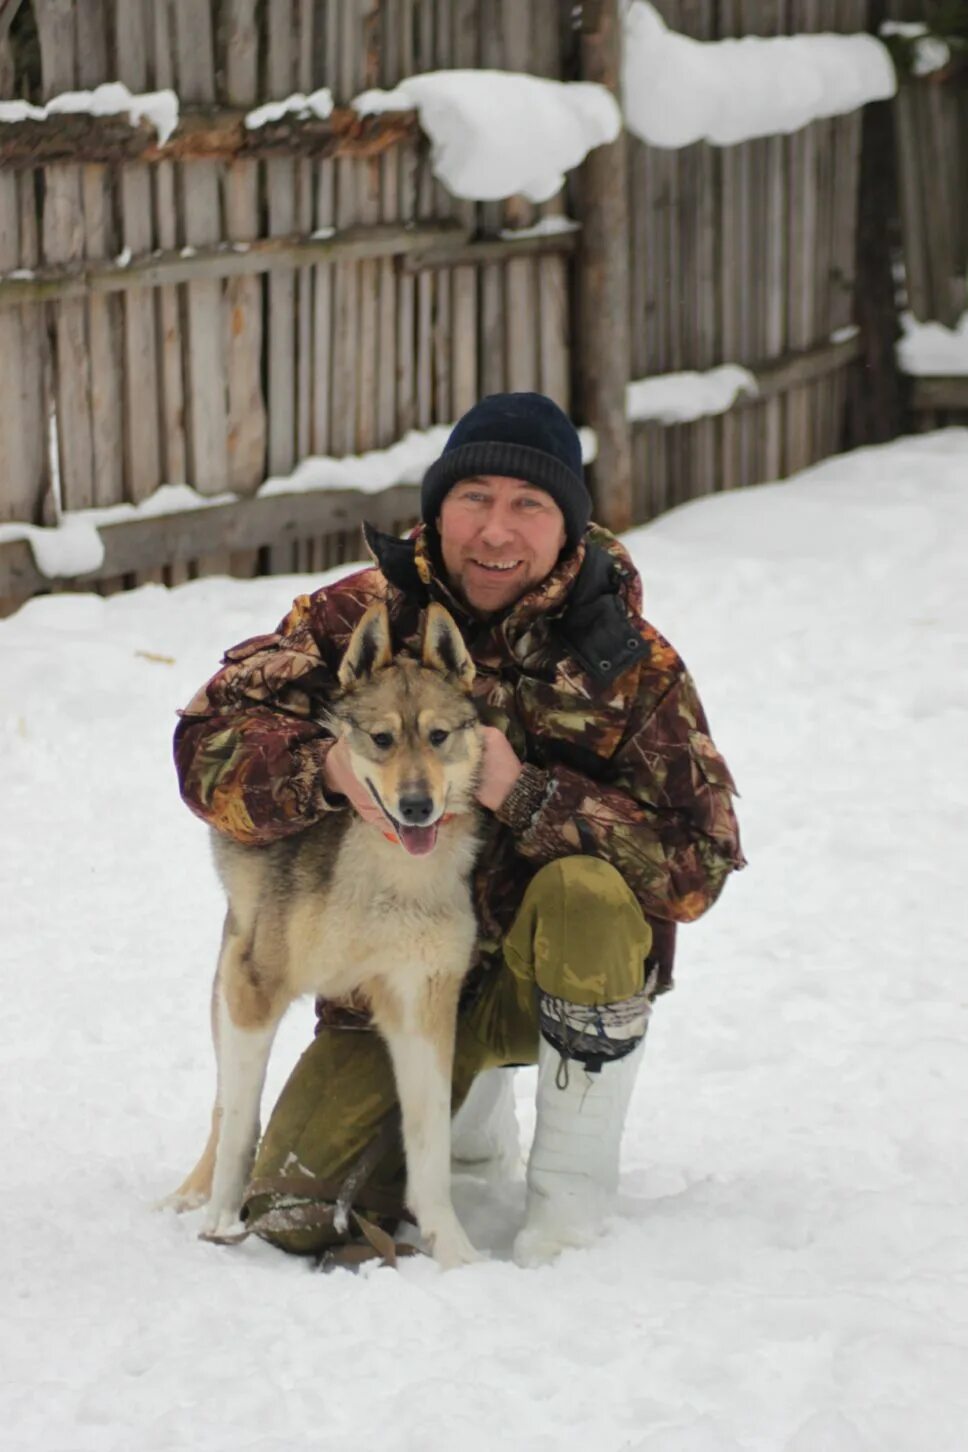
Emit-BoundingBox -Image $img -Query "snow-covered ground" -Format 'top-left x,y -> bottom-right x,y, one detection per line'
2,430 -> 966,1452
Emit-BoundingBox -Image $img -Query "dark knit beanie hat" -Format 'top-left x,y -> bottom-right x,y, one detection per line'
421,392 -> 591,550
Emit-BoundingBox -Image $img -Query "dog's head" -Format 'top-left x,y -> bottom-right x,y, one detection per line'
331,603 -> 483,856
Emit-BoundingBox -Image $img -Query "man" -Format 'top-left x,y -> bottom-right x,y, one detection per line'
175,392 -> 745,1266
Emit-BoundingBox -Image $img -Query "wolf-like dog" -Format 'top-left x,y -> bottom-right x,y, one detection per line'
169,603 -> 484,1268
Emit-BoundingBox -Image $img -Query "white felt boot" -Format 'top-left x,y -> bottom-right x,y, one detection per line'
514,1037 -> 645,1267
451,1068 -> 520,1174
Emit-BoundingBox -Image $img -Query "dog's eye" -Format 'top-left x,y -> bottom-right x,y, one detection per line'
428,728 -> 449,747
370,731 -> 394,749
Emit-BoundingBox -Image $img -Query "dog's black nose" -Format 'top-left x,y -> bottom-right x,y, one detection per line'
397,794 -> 434,825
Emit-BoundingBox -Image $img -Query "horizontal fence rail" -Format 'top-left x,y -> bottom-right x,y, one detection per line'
0,222 -> 580,307
0,103 -> 421,167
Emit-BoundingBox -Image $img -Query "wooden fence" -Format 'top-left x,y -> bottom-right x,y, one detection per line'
0,0 -> 954,611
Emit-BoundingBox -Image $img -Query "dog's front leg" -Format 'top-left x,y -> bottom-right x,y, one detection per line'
379,974 -> 480,1269
203,974 -> 285,1243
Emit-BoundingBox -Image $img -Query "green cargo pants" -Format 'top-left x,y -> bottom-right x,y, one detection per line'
241,855 -> 652,1254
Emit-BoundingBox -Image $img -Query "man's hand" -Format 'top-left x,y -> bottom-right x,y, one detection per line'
322,735 -> 387,830
476,726 -> 524,813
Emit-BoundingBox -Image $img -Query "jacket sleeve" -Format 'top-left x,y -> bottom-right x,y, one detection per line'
497,668 -> 745,924
174,592 -> 347,845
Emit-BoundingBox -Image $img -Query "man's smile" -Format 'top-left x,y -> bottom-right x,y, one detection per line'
469,558 -> 523,574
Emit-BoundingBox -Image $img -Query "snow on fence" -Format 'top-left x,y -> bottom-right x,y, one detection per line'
0,0 -> 945,611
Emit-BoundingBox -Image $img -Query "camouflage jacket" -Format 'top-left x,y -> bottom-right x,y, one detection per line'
175,523 -> 745,998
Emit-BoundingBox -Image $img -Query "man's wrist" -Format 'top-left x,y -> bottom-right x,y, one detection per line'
494,763 -> 551,832
316,738 -> 349,810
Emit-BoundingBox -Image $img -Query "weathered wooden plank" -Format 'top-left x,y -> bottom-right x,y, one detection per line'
718,122 -> 740,489
0,220 -> 512,305
357,0 -> 383,452
478,0 -> 506,399
80,163 -> 124,509
35,0 -> 95,511
295,0 -> 315,464
907,376 -> 968,412
849,67 -> 903,447
449,0 -> 478,417
664,140 -> 686,502
690,0 -> 718,505
151,0 -> 187,496
921,77 -> 960,327
74,0 -> 124,519
174,0 -> 228,497
395,0 -> 417,435
576,0 -> 631,531
223,0 -> 267,496
413,0 -> 435,430
430,0 -> 454,423
311,154 -> 336,454
504,198 -> 539,395
0,105 -> 422,168
266,0 -> 297,477
0,33 -> 48,528
532,0 -> 571,411
373,0 -> 400,444
115,0 -> 162,507
0,484 -> 422,598
0,178 -> 44,524
750,330 -> 862,399
331,211 -> 360,456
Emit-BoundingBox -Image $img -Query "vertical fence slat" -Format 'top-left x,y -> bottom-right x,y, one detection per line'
0,32 -> 48,536
150,0 -> 187,503
479,0 -> 506,397
266,0 -> 297,478
295,0 -> 315,466
36,0 -> 95,513
532,0 -> 569,411
224,0 -> 267,498
375,0 -> 400,444
76,0 -> 123,518
413,0 -> 434,428
356,0 -> 381,452
173,0 -> 228,500
395,0 -> 417,436
451,0 -> 479,417
116,0 -> 162,510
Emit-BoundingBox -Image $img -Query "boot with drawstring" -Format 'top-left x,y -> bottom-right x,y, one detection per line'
513,991 -> 650,1267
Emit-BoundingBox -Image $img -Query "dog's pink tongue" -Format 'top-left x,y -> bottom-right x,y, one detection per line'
398,823 -> 439,856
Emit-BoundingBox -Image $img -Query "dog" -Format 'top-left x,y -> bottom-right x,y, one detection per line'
168,602 -> 484,1268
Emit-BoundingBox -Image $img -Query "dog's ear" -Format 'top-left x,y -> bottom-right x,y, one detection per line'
338,603 -> 393,688
421,604 -> 475,690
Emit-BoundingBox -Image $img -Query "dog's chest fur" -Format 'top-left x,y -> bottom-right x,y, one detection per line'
215,813 -> 480,1008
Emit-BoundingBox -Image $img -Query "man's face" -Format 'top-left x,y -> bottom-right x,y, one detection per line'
437,475 -> 568,615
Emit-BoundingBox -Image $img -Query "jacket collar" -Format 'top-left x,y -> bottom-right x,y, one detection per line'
362,521 -> 650,682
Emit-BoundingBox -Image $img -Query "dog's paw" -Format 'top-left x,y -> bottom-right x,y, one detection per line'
426,1219 -> 483,1270
199,1208 -> 249,1245
154,1187 -> 209,1214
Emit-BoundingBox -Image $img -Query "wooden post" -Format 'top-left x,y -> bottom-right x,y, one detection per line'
576,0 -> 632,533
847,0 -> 902,447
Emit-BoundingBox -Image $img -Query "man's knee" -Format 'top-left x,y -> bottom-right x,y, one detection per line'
504,856 -> 652,1006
